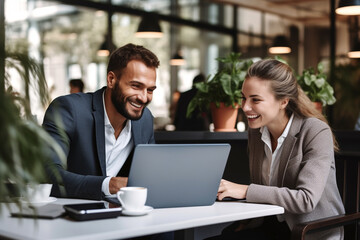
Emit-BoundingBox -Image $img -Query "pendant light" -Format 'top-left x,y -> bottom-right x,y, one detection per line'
268,35 -> 291,54
135,14 -> 163,38
348,41 -> 360,58
97,36 -> 116,57
97,40 -> 110,57
336,0 -> 360,15
170,51 -> 186,66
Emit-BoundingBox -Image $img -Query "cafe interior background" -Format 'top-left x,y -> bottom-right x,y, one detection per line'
3,0 -> 360,131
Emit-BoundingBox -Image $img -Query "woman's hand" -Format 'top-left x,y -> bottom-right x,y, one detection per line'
217,179 -> 249,200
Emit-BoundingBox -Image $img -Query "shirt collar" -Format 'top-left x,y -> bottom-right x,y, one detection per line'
102,91 -> 132,132
103,91 -> 111,127
260,113 -> 294,146
281,113 -> 294,139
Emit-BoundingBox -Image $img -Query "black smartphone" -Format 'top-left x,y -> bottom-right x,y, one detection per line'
63,202 -> 122,221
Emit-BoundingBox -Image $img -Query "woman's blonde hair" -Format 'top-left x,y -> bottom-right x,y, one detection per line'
245,59 -> 338,151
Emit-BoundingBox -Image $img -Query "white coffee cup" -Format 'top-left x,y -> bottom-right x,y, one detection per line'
25,183 -> 52,203
116,187 -> 147,211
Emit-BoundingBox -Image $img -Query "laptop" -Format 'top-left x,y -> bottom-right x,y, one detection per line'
126,143 -> 231,208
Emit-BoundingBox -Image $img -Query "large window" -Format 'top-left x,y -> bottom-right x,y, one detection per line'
5,0 -> 235,129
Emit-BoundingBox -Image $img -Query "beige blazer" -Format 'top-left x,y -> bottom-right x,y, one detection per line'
246,115 -> 345,239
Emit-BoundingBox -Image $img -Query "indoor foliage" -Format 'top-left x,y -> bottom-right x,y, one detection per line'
186,52 -> 253,118
297,63 -> 336,106
0,50 -> 65,206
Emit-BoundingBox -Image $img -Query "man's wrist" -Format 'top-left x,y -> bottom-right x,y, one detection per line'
101,176 -> 112,195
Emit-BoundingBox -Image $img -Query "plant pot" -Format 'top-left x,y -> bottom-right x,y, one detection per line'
313,102 -> 322,113
210,102 -> 239,132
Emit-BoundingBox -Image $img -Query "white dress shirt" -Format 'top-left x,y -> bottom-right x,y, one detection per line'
101,93 -> 134,195
260,114 -> 294,186
260,114 -> 294,222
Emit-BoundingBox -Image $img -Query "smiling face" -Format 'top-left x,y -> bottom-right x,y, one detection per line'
241,76 -> 289,132
109,60 -> 156,120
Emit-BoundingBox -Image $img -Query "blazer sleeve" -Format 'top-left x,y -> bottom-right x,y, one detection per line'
246,119 -> 335,214
42,96 -> 105,200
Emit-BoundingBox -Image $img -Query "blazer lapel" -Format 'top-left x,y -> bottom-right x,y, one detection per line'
131,120 -> 140,146
277,115 -> 303,186
93,87 -> 106,176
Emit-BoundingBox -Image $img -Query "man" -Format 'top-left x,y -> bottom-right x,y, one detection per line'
43,43 -> 159,200
174,73 -> 209,131
355,112 -> 360,130
69,78 -> 84,93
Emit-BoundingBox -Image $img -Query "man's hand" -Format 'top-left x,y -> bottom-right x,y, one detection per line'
217,179 -> 248,200
109,177 -> 128,194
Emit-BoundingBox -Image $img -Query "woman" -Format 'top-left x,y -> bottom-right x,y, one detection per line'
215,59 -> 345,239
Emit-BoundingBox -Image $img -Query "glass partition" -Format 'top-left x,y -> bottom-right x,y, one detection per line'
6,0 -> 297,129
5,0 -> 234,129
112,0 -> 234,28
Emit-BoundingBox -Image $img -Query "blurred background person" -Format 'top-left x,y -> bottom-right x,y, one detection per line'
174,73 -> 209,131
69,78 -> 84,93
169,89 -> 181,126
355,112 -> 360,130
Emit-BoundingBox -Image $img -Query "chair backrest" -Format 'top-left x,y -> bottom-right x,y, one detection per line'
335,151 -> 360,239
291,151 -> 360,240
334,131 -> 360,152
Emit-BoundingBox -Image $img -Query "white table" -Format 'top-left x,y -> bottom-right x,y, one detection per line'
0,198 -> 284,240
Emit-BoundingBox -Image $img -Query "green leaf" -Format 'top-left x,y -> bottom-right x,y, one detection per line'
186,100 -> 197,118
238,71 -> 247,82
314,77 -> 325,88
317,63 -> 324,73
327,95 -> 336,105
219,74 -> 232,95
325,84 -> 334,94
310,74 -> 317,82
195,82 -> 209,93
274,56 -> 288,64
304,74 -> 311,86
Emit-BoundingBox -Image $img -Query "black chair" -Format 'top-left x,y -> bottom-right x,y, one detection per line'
291,151 -> 360,240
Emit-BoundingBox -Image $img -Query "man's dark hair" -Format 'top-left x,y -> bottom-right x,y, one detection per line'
107,43 -> 160,78
69,79 -> 84,92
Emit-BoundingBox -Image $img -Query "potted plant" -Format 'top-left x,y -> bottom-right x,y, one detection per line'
186,52 -> 253,131
1,49 -> 65,207
297,63 -> 336,112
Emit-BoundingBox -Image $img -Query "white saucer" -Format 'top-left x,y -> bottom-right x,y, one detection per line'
20,197 -> 57,206
122,206 -> 153,216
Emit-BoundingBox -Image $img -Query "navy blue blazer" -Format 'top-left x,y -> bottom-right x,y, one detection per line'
43,87 -> 155,200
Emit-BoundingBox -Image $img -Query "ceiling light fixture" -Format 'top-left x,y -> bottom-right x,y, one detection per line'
135,14 -> 163,38
336,0 -> 360,15
170,52 -> 186,66
268,35 -> 291,54
348,41 -> 360,58
97,36 -> 116,57
97,40 -> 110,57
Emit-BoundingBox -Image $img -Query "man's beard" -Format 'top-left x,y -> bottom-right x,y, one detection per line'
111,81 -> 147,120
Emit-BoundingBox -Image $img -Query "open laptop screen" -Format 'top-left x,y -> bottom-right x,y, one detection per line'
127,144 -> 231,208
